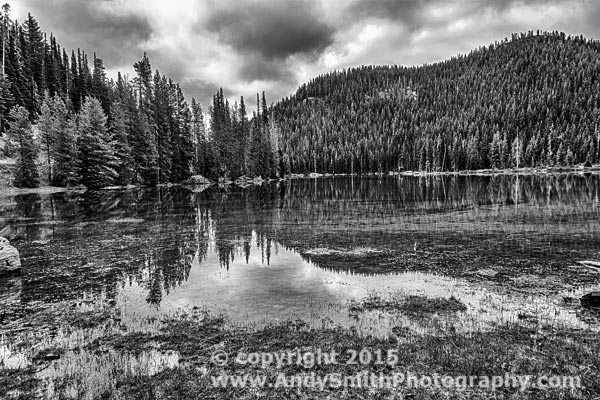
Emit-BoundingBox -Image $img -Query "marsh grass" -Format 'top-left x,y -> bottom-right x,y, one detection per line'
1,297 -> 598,399
348,294 -> 468,317
20,313 -> 598,399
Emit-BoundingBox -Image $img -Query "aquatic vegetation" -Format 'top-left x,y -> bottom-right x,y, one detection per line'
1,175 -> 599,398
349,294 -> 467,317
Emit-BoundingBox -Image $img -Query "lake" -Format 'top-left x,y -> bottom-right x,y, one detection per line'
1,174 -> 599,396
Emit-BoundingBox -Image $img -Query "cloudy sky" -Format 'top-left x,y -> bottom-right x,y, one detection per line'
11,0 -> 600,109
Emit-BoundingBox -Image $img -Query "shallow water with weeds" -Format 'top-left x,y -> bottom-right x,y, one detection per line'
1,175 -> 599,398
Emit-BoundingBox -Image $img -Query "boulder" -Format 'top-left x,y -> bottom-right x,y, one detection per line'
190,184 -> 212,193
0,236 -> 20,274
580,292 -> 600,308
182,175 -> 212,186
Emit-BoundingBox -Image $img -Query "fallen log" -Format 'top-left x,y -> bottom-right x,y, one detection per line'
576,260 -> 600,272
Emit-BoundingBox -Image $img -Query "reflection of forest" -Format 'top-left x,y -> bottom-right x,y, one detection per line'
0,174 -> 599,306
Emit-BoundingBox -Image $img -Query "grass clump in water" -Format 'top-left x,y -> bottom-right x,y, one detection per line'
349,293 -> 467,317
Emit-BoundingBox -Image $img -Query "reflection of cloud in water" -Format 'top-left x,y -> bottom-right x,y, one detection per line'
114,232 -> 594,337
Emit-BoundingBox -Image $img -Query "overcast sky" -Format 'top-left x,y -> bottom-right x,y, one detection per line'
11,0 -> 600,110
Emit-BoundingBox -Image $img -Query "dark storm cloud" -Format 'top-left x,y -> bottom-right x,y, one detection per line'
206,0 -> 334,60
345,0 -> 434,28
238,54 -> 295,82
486,0 -> 557,11
13,0 -> 600,108
20,0 -> 152,66
343,0 -> 562,31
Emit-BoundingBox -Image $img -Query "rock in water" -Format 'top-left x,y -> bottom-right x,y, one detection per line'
182,175 -> 212,186
580,292 -> 600,308
0,236 -> 21,273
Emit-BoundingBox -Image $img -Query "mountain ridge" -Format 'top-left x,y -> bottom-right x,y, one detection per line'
272,31 -> 600,174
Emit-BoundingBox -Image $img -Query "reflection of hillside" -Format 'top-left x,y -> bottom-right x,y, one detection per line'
277,175 -> 600,228
0,174 -> 599,307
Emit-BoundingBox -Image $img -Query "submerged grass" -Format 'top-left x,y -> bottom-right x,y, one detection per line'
348,293 -> 467,316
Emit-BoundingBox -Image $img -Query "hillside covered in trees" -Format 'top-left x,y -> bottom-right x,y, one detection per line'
273,31 -> 600,174
0,6 -> 285,188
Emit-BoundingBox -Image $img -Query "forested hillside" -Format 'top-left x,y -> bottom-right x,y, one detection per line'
273,31 -> 600,174
0,6 -> 284,188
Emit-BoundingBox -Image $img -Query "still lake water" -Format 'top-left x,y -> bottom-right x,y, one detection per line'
1,175 -> 600,343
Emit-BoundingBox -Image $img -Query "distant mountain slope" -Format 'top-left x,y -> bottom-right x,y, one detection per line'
273,31 -> 600,174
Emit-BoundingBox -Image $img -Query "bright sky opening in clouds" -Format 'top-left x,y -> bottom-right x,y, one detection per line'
10,0 -> 600,109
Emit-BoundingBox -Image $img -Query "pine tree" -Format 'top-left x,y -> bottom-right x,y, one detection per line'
38,92 -> 55,182
209,88 -> 234,177
5,23 -> 24,108
269,120 -> 281,178
489,132 -> 503,169
91,53 -> 110,114
0,78 -> 14,133
7,105 -> 38,187
190,97 -> 205,173
53,116 -> 78,186
132,53 -> 158,184
1,3 -> 10,79
77,97 -> 117,188
130,108 -> 158,184
248,114 -> 269,177
0,3 -> 12,133
170,84 -> 193,182
69,50 -> 80,111
110,103 -> 133,185
153,71 -> 172,183
261,91 -> 268,126
23,13 -> 44,115
133,52 -> 152,107
238,96 -> 250,175
281,153 -> 291,176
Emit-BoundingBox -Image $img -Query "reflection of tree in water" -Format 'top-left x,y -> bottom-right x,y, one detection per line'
212,232 -> 275,271
3,188 -> 203,306
194,175 -> 600,279
140,189 -> 200,307
200,185 -> 282,270
10,194 -> 43,241
2,174 -> 600,307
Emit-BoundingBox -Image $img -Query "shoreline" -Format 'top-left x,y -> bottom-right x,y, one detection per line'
391,165 -> 600,177
1,165 -> 599,195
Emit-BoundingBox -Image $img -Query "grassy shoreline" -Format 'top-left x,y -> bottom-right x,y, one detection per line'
1,305 -> 598,399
